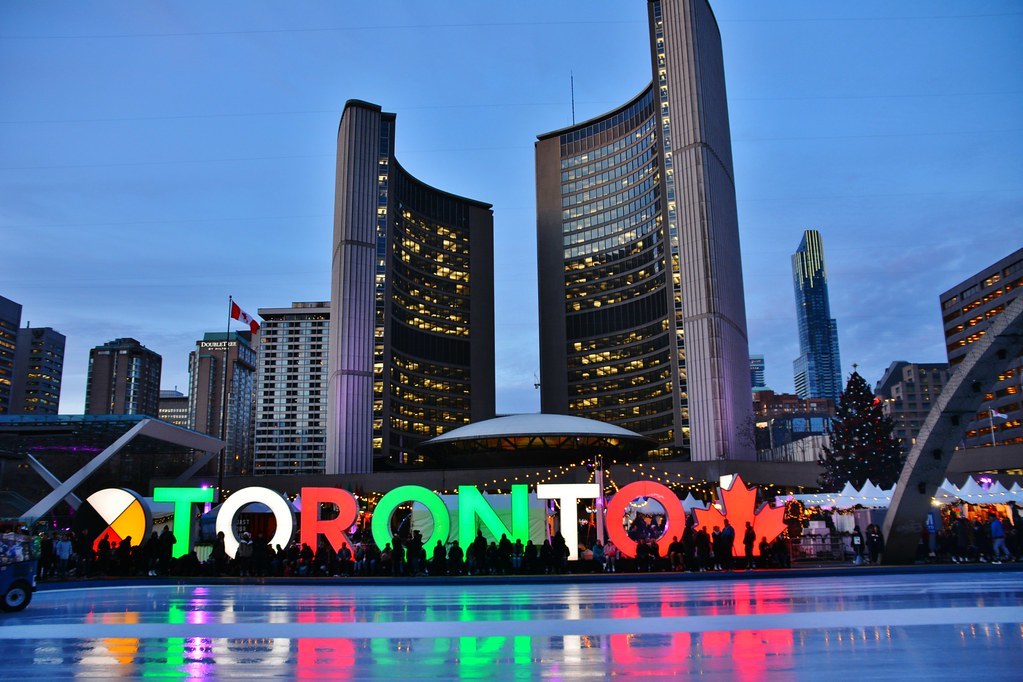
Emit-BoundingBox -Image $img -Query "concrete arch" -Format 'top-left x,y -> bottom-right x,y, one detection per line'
882,294 -> 1023,564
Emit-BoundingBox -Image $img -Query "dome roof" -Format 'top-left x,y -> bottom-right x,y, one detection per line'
422,413 -> 652,446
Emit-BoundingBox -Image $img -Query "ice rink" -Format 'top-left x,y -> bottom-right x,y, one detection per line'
1,571 -> 1021,679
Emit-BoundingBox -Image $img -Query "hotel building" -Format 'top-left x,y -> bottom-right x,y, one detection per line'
254,302 -> 329,476
188,332 -> 256,476
327,101 -> 496,474
535,0 -> 754,461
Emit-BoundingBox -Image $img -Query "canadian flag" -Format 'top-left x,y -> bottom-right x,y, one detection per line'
230,301 -> 260,334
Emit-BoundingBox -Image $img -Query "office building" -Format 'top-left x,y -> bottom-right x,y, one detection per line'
0,296 -> 22,414
10,326 -> 65,415
85,338 -> 162,417
188,332 -> 256,477
750,355 -> 767,391
158,389 -> 190,427
535,0 -> 754,461
254,302 -> 329,476
752,389 -> 834,457
326,100 -> 496,474
792,229 -> 842,402
940,247 -> 1023,447
875,361 -> 950,448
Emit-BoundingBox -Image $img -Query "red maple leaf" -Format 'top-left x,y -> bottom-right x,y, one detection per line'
693,475 -> 786,556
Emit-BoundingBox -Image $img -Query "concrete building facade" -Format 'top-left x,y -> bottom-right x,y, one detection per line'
327,101 -> 496,473
940,247 -> 1023,447
158,389 -> 190,427
10,326 -> 65,415
535,0 -> 754,461
875,361 -> 950,449
85,338 -> 162,417
188,331 -> 256,477
254,302 -> 329,476
0,296 -> 22,414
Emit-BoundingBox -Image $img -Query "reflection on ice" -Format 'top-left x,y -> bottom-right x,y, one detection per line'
2,572 -> 1021,679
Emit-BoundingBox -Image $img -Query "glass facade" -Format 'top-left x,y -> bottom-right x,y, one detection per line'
328,101 -> 495,473
791,230 -> 842,402
555,87 -> 682,449
384,166 -> 479,463
536,0 -> 755,462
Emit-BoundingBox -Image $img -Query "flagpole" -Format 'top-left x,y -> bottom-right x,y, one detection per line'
989,410 -> 996,447
218,295 -> 233,501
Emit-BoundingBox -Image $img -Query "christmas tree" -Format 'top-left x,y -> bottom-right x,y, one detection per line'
819,369 -> 905,490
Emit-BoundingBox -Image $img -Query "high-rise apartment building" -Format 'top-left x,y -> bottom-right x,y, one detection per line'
10,326 -> 65,415
875,361 -> 950,448
535,0 -> 754,461
750,355 -> 767,391
0,295 -> 22,414
158,389 -> 189,427
85,338 -> 162,417
254,302 -> 329,476
188,332 -> 256,477
939,247 -> 1023,447
326,100 -> 496,474
792,230 -> 842,402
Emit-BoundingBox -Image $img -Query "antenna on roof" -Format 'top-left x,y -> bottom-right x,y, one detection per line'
570,72 -> 576,125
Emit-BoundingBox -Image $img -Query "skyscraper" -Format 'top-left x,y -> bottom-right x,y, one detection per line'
791,230 -> 842,402
535,0 -> 754,461
188,331 -> 256,477
327,100 -> 496,474
254,302 -> 329,476
85,338 -> 162,416
10,326 -> 65,415
0,295 -> 22,414
939,247 -> 1023,447
750,355 -> 767,391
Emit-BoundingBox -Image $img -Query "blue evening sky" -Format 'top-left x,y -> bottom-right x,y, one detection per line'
1,1 -> 1021,415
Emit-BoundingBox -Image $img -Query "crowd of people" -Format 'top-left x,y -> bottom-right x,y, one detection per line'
22,509 -> 1019,580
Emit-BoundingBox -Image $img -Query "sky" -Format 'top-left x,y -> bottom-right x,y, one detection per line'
1,1 -> 1021,416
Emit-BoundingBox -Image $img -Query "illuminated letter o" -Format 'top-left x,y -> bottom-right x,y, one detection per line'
605,480 -> 686,558
371,485 -> 450,551
216,486 -> 295,558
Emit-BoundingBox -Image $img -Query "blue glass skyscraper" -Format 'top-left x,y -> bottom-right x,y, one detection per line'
792,230 -> 842,401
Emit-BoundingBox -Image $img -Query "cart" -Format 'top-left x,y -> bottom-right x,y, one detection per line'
1,532 -> 37,612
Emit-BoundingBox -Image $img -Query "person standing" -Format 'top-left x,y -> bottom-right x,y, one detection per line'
866,524 -> 884,565
990,515 -> 1011,563
159,525 -> 176,575
851,526 -> 865,565
721,520 -> 736,570
54,533 -> 73,579
743,522 -> 756,569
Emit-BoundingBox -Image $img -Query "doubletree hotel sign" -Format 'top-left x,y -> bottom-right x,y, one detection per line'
76,475 -> 785,561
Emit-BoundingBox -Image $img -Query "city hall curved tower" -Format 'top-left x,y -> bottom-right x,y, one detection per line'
536,0 -> 754,460
327,101 -> 495,474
